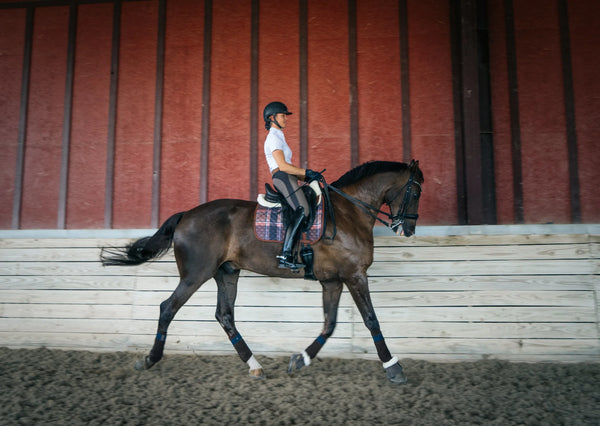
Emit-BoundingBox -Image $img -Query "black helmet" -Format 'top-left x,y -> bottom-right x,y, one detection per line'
263,101 -> 292,130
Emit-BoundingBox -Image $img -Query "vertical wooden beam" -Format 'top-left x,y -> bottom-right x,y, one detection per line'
299,0 -> 308,169
449,0 -> 467,224
503,0 -> 524,223
249,0 -> 259,201
557,0 -> 581,223
348,0 -> 359,168
477,0 -> 496,224
58,3 -> 78,229
199,0 -> 212,204
12,7 -> 34,230
459,0 -> 484,225
151,0 -> 166,228
450,0 -> 495,225
104,0 -> 121,228
398,0 -> 412,163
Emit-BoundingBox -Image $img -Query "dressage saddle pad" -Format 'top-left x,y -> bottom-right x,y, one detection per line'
253,202 -> 324,244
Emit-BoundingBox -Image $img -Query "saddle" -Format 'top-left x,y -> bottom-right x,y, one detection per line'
257,180 -> 322,230
254,181 -> 324,280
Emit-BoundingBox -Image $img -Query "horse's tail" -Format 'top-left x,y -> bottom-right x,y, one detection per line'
100,212 -> 185,266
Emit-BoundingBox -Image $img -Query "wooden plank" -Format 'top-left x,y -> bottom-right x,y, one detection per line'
368,259 -> 595,276
374,243 -> 592,261
0,261 -> 176,276
365,275 -> 598,291
0,247 -> 106,262
369,306 -> 596,323
0,303 -> 354,323
1,302 -> 593,324
0,332 -> 353,355
3,316 -> 594,340
0,274 -> 595,292
2,288 -> 592,310
0,318 -> 354,339
361,321 -> 598,339
1,258 -> 594,277
374,234 -> 594,246
0,241 -> 592,262
0,233 -> 594,249
368,290 -> 595,307
0,289 -> 354,308
0,238 -> 133,249
353,337 -> 600,357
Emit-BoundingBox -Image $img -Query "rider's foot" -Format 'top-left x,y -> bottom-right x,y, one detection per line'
277,255 -> 304,270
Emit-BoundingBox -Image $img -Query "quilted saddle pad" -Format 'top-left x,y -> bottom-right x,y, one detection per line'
254,202 -> 324,244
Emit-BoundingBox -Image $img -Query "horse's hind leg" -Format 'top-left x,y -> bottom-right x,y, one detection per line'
289,279 -> 343,372
214,264 -> 264,379
345,273 -> 407,384
135,277 -> 204,371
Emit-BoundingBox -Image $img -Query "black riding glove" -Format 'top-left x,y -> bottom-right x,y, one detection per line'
305,169 -> 323,182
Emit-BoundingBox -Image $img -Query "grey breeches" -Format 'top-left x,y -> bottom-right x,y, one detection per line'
272,171 -> 310,218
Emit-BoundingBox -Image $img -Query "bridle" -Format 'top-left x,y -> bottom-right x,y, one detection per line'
317,170 -> 421,240
385,170 -> 421,233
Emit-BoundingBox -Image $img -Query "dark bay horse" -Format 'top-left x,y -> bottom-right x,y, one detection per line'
101,160 -> 423,383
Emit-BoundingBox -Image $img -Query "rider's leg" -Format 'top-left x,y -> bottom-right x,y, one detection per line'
272,171 -> 309,268
272,171 -> 309,217
278,206 -> 305,268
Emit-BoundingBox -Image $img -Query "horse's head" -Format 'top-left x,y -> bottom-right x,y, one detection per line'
387,160 -> 423,237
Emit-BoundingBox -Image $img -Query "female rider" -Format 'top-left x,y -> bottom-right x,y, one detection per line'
263,101 -> 321,269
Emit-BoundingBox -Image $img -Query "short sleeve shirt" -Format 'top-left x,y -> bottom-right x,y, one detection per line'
264,127 -> 293,173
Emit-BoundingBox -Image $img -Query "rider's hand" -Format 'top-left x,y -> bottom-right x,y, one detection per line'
304,169 -> 323,182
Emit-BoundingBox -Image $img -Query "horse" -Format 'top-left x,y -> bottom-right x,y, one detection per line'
100,160 -> 423,384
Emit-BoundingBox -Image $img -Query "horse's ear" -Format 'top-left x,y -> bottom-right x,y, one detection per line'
409,159 -> 418,171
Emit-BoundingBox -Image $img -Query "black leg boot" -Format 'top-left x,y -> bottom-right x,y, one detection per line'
277,207 -> 305,269
300,246 -> 316,280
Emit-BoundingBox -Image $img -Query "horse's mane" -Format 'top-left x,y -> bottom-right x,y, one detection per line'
331,161 -> 410,188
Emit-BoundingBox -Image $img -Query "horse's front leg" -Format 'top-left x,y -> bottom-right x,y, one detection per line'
288,279 -> 343,373
346,272 -> 407,384
214,265 -> 264,379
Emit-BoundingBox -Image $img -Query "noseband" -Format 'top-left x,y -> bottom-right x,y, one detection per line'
386,171 -> 421,233
321,170 -> 421,239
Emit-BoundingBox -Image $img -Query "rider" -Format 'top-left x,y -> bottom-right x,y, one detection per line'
263,101 -> 322,269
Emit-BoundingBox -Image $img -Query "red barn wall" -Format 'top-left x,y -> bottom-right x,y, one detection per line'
0,8 -> 25,228
0,0 -> 598,229
66,3 -> 113,229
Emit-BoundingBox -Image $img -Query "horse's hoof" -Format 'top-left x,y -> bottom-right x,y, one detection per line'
385,362 -> 407,384
249,368 -> 265,380
287,353 -> 306,373
134,356 -> 154,371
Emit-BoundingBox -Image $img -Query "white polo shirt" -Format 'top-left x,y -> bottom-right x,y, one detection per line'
264,127 -> 293,173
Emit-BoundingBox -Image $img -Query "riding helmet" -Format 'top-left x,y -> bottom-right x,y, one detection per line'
263,101 -> 292,130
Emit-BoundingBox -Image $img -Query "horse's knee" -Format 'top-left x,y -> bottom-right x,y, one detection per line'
364,314 -> 380,333
215,311 -> 235,333
322,321 -> 337,338
158,299 -> 175,327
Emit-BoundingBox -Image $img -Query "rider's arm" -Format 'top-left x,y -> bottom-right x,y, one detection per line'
271,150 -> 306,179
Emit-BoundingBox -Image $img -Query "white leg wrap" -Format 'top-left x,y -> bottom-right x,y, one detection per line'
301,350 -> 311,367
247,355 -> 262,371
382,356 -> 398,369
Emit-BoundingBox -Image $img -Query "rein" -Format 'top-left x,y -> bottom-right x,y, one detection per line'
314,170 -> 421,241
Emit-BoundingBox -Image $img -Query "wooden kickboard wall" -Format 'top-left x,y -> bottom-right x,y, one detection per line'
0,234 -> 598,362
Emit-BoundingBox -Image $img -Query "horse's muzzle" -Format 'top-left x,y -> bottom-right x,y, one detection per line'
393,219 -> 415,237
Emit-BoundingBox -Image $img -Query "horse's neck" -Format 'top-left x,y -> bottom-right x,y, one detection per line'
343,175 -> 393,208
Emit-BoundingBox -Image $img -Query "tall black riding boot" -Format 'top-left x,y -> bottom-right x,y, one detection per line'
277,206 -> 305,269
